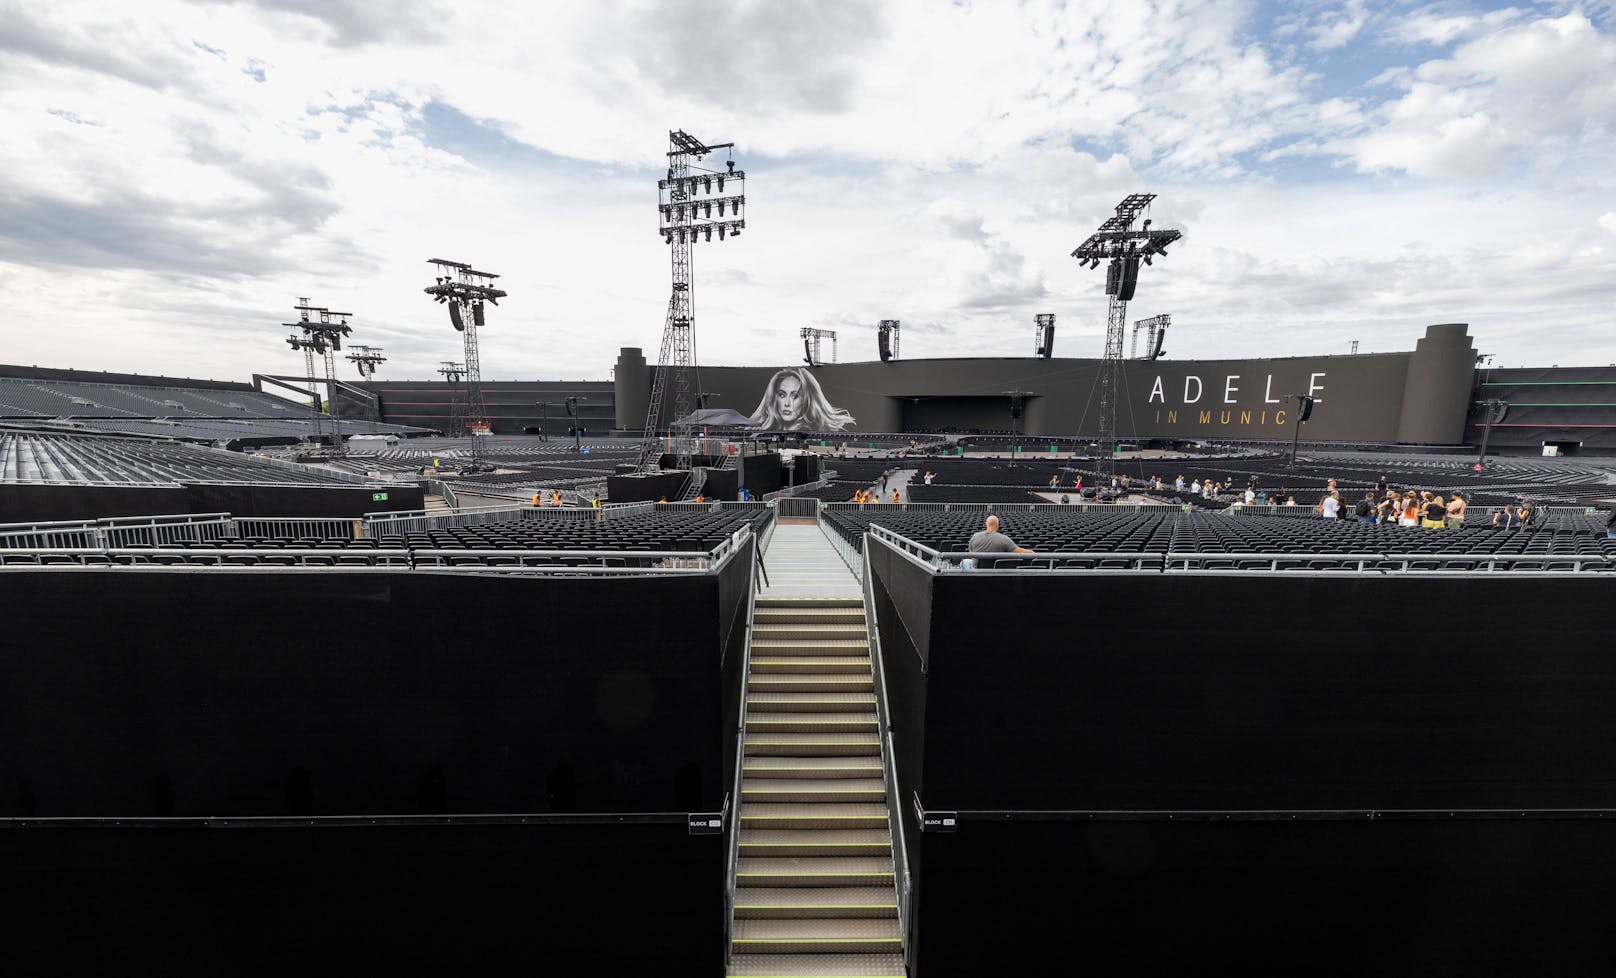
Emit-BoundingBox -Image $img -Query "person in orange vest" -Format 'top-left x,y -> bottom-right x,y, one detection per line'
552,490 -> 562,506
531,492 -> 542,506
891,488 -> 900,504
657,496 -> 667,503
695,494 -> 705,503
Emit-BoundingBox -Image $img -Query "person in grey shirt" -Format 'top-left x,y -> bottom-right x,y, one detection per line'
968,514 -> 1034,554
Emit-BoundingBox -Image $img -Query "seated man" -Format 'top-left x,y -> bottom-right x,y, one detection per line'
1491,503 -> 1519,529
968,514 -> 1034,556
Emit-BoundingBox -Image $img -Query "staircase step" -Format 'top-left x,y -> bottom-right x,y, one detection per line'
736,856 -> 894,887
727,952 -> 905,976
750,656 -> 871,674
742,757 -> 883,778
754,610 -> 865,626
733,886 -> 899,919
739,829 -> 891,857
741,803 -> 888,829
753,640 -> 869,655
742,778 -> 885,804
747,692 -> 877,713
745,712 -> 876,733
731,917 -> 903,955
751,624 -> 869,641
748,675 -> 871,693
744,733 -> 881,757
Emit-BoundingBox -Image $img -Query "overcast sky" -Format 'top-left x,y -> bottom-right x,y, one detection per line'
3,0 -> 1614,383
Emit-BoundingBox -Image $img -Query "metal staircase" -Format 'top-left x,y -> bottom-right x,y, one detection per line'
727,596 -> 905,976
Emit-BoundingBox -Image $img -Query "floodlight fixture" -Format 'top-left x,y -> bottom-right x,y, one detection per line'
1070,194 -> 1182,475
424,258 -> 507,458
638,128 -> 750,473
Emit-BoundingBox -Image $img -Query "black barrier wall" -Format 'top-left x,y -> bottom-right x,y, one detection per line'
0,823 -> 723,974
0,483 -> 421,523
868,546 -> 1616,973
0,568 -> 748,817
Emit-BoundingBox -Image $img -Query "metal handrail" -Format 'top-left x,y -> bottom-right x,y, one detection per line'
860,542 -> 912,964
857,526 -> 1612,574
722,540 -> 759,969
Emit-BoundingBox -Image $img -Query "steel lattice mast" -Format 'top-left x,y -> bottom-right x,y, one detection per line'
347,345 -> 386,378
436,361 -> 465,440
425,259 -> 506,465
638,129 -> 747,472
283,298 -> 352,454
1070,195 -> 1181,475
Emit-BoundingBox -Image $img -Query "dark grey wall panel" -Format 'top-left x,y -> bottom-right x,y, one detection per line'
614,324 -> 1479,444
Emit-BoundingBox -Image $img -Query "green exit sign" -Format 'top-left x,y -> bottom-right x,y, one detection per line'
372,492 -> 389,502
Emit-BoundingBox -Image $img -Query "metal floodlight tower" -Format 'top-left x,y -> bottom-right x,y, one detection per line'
347,344 -> 387,378
639,129 -> 747,472
283,298 -> 353,453
878,320 -> 900,362
1131,313 -> 1171,360
424,259 -> 507,460
1034,314 -> 1055,358
801,327 -> 837,367
437,360 -> 466,440
1071,195 -> 1181,474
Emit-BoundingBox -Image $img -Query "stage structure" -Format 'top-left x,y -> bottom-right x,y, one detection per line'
1034,313 -> 1055,358
1132,313 -> 1171,360
878,319 -> 901,362
436,361 -> 466,440
282,298 -> 353,454
801,327 -> 837,367
424,259 -> 507,463
347,345 -> 386,379
638,129 -> 747,472
1072,195 -> 1181,473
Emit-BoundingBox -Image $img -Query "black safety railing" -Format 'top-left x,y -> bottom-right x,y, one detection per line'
864,525 -> 1616,575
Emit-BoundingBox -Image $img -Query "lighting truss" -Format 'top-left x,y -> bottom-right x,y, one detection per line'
437,360 -> 466,440
282,297 -> 355,454
1070,194 -> 1182,474
347,344 -> 387,378
639,129 -> 748,472
1034,314 -> 1055,358
424,258 -> 507,463
801,327 -> 838,366
1130,313 -> 1171,360
878,320 -> 900,362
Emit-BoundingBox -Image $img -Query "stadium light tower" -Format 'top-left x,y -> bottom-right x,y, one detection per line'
639,129 -> 747,472
425,259 -> 506,464
437,360 -> 466,441
1034,314 -> 1055,358
1071,194 -> 1181,474
878,320 -> 900,362
801,327 -> 837,367
282,298 -> 353,454
347,345 -> 386,378
1131,313 -> 1172,360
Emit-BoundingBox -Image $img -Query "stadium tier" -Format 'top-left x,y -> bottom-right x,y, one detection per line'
0,373 -> 433,444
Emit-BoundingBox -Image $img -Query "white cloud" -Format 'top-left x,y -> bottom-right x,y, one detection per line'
0,0 -> 1614,385
1340,13 -> 1616,180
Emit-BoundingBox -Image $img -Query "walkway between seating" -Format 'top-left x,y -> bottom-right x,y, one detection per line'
760,522 -> 861,599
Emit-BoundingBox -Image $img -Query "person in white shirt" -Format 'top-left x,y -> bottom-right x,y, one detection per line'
1190,479 -> 1201,495
1319,491 -> 1341,519
1244,486 -> 1256,505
